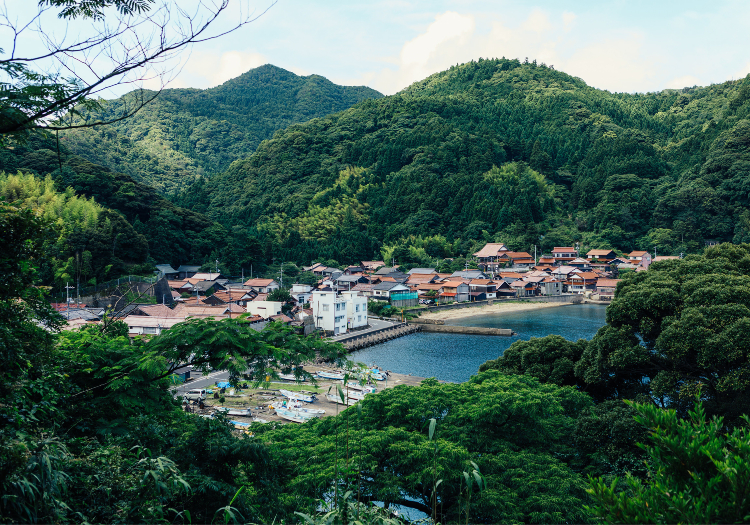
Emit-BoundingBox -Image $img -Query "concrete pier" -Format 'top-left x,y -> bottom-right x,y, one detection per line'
416,324 -> 514,336
337,322 -> 422,351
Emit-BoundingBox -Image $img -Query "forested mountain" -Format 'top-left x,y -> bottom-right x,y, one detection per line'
177,58 -> 750,266
59,65 -> 383,194
0,134 -> 264,284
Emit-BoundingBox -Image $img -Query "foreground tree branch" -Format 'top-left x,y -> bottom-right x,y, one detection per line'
0,0 -> 275,140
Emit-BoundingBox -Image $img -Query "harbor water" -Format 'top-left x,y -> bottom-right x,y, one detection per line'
350,304 -> 607,383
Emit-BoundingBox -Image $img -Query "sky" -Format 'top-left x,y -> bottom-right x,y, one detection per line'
5,0 -> 750,97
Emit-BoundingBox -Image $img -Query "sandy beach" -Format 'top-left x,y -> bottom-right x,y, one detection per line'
418,300 -> 573,321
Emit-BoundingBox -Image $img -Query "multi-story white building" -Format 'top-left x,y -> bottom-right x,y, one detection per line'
340,290 -> 368,329
246,300 -> 283,318
311,290 -> 368,335
311,291 -> 348,335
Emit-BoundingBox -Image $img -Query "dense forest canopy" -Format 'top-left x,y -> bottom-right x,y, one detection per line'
157,58 -> 750,267
0,134 -> 266,283
59,64 -> 384,194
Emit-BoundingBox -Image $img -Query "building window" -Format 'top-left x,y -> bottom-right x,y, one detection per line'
355,304 -> 360,312
358,315 -> 362,322
143,327 -> 157,334
323,304 -> 329,311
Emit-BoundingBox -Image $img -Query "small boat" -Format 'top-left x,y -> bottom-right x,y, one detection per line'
279,389 -> 316,403
370,369 -> 387,381
286,401 -> 326,415
253,418 -> 269,424
231,420 -> 252,429
275,406 -> 317,423
325,393 -> 360,406
215,407 -> 252,417
343,381 -> 377,393
278,373 -> 300,381
317,370 -> 345,380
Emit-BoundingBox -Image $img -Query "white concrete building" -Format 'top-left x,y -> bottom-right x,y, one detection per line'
311,291 -> 348,335
246,300 -> 284,318
340,290 -> 368,329
291,284 -> 314,306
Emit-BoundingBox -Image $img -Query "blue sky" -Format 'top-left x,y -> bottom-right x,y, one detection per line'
6,0 -> 750,96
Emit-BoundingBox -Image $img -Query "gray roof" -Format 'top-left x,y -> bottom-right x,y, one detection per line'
372,281 -> 404,291
408,268 -> 436,275
155,264 -> 178,274
193,281 -> 220,292
375,267 -> 400,275
177,265 -> 201,272
335,274 -> 365,283
61,308 -> 102,321
450,270 -> 487,279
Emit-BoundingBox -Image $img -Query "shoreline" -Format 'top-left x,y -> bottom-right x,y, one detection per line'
417,300 -> 576,322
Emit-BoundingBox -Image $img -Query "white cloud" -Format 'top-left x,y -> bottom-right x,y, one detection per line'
362,11 -> 476,94
350,8 -> 666,95
401,11 -> 474,66
521,8 -> 552,33
562,11 -> 577,32
562,33 -> 655,92
665,74 -> 703,89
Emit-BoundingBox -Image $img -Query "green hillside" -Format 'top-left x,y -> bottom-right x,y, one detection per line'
0,134 -> 263,282
187,58 -> 750,266
59,65 -> 383,195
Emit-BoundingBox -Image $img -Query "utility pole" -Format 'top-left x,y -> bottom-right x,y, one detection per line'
215,259 -> 219,274
64,282 -> 74,320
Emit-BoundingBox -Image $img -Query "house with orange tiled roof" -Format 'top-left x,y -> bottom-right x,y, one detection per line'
243,278 -> 280,293
551,247 -> 578,264
438,281 -> 470,303
586,249 -> 617,262
468,279 -> 497,300
596,278 -> 621,298
569,271 -> 599,292
473,242 -> 511,272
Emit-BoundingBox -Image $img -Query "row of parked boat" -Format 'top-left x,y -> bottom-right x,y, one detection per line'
315,368 -> 389,382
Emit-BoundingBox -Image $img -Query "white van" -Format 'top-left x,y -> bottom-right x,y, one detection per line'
183,389 -> 206,402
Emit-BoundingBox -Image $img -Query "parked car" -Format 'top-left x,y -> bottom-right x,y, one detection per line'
183,388 -> 206,402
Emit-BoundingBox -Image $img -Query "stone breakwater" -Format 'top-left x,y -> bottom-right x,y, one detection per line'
415,324 -> 514,336
338,323 -> 422,351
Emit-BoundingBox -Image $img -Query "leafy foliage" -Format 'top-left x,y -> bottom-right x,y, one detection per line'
481,243 -> 750,423
247,371 -> 593,523
588,399 -> 750,524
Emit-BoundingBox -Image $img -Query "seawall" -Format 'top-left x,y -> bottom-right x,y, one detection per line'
417,324 -> 514,336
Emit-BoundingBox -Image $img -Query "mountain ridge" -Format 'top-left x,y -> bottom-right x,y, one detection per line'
61,64 -> 384,194
183,58 -> 750,265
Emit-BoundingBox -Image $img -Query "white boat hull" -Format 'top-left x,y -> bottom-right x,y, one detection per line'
279,389 -> 316,403
325,393 -> 360,406
343,381 -> 377,393
317,371 -> 345,380
275,407 -> 316,423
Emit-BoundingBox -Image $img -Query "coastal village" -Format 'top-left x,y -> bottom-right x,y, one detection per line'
53,243 -> 676,339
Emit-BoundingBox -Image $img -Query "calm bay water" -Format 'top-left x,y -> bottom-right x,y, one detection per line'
350,304 -> 607,383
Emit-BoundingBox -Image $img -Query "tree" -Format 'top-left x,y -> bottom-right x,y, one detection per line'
248,371 -> 593,523
0,0 -> 271,141
587,399 -> 750,524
